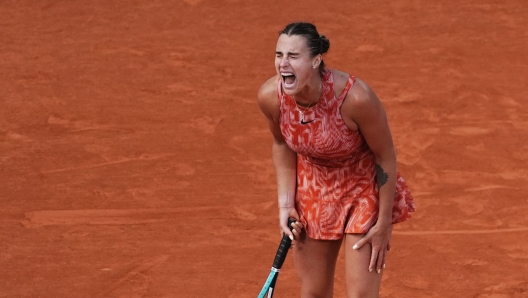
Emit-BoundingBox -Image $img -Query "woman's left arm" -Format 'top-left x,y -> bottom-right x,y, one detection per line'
342,78 -> 397,273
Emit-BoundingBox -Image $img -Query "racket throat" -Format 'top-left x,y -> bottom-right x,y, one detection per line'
267,287 -> 274,298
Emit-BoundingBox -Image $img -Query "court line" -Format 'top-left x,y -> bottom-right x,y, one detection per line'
41,154 -> 175,174
21,206 -> 229,227
394,227 -> 528,235
22,208 -> 528,234
431,120 -> 528,126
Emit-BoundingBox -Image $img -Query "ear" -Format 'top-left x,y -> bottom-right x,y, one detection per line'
312,54 -> 322,69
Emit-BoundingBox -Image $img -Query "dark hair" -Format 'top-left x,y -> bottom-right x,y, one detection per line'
279,22 -> 330,73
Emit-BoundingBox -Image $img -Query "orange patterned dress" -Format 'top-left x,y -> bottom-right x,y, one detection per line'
278,69 -> 416,240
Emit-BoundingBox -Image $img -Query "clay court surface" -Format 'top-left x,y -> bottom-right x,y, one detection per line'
1,0 -> 527,297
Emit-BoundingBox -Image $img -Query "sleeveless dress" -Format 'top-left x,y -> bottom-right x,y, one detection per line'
278,69 -> 416,240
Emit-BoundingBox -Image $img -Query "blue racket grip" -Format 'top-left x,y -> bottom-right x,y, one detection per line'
272,218 -> 297,269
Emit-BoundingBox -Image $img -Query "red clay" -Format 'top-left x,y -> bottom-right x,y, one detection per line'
1,1 -> 527,297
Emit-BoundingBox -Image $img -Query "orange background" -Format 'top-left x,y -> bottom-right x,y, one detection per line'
1,0 -> 527,297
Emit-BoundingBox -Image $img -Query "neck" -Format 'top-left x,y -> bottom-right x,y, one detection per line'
293,76 -> 322,108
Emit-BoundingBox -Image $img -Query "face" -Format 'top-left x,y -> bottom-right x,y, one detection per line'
275,34 -> 320,95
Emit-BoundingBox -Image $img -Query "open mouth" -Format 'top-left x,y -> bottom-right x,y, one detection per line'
281,72 -> 296,88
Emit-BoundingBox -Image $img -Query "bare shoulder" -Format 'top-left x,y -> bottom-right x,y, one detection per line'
257,75 -> 280,120
342,78 -> 384,125
345,78 -> 380,107
258,75 -> 279,100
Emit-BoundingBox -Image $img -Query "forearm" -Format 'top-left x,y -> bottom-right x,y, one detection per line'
374,156 -> 397,228
272,140 -> 297,208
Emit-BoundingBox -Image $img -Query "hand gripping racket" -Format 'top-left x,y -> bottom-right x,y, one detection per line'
257,218 -> 296,298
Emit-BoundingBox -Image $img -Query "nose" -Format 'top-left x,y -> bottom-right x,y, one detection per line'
279,56 -> 290,68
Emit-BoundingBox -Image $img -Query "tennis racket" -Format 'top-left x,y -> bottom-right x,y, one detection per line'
257,218 -> 296,298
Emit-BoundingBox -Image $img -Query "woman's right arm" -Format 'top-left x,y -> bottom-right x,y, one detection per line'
257,78 -> 300,239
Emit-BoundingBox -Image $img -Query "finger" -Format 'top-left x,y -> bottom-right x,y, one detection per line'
352,237 -> 367,250
290,221 -> 302,233
290,228 -> 299,248
280,225 -> 294,240
286,220 -> 302,240
293,220 -> 304,229
291,227 -> 300,240
369,246 -> 379,273
382,247 -> 387,270
376,249 -> 385,273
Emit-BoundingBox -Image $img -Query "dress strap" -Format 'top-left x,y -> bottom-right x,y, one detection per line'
336,76 -> 356,102
276,77 -> 283,97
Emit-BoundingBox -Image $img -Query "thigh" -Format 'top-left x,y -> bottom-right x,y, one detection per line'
344,234 -> 383,298
293,231 -> 342,298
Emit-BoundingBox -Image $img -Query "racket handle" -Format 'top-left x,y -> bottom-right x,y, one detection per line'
272,218 -> 297,269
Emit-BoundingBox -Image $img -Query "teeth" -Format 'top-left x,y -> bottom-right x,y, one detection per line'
281,72 -> 295,88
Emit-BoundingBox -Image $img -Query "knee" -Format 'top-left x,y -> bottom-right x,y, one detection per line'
301,290 -> 333,298
300,283 -> 333,298
346,288 -> 378,298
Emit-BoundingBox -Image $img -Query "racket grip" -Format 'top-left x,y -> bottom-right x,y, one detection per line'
272,218 -> 297,269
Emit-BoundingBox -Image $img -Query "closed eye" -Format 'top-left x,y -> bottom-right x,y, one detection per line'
275,52 -> 299,59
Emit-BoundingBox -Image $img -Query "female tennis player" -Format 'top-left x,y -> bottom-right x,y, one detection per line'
257,22 -> 416,297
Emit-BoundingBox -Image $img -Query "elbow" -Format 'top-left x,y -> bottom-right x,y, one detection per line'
373,149 -> 397,166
